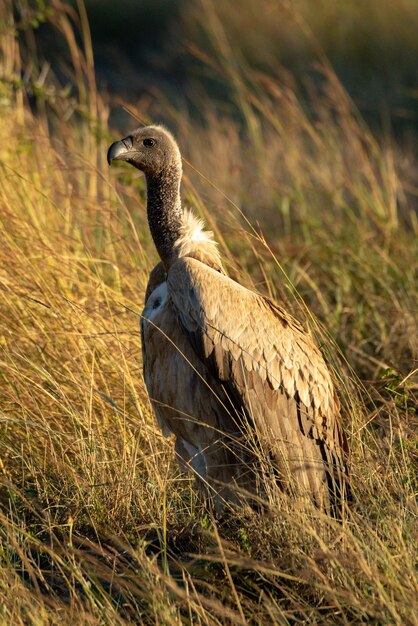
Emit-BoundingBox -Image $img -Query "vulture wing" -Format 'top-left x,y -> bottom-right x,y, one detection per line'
167,257 -> 348,513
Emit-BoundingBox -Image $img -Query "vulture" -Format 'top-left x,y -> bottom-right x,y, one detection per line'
107,125 -> 349,515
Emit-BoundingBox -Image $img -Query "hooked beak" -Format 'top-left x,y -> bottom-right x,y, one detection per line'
107,136 -> 134,165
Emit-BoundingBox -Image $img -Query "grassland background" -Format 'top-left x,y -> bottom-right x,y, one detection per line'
0,0 -> 417,624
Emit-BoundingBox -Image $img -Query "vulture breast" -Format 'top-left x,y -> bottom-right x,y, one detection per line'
141,280 -> 245,507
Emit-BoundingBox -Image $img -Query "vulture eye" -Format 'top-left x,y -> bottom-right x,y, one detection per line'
143,138 -> 156,147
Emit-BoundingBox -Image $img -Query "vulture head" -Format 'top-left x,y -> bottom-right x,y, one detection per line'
107,125 -> 182,177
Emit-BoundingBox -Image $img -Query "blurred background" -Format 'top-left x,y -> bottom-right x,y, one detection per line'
11,0 -> 418,135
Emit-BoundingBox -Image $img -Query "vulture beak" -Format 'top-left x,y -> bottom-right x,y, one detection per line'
107,136 -> 134,165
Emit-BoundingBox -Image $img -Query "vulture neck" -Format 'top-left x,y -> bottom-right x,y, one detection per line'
145,163 -> 183,268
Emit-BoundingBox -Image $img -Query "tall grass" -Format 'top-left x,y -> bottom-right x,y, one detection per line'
0,1 -> 417,624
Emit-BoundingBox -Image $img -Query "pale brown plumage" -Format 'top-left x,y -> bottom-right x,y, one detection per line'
107,125 -> 349,515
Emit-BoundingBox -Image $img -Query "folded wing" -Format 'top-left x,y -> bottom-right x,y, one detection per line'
167,257 -> 348,513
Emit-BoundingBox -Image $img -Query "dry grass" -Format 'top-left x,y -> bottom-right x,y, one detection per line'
0,1 -> 417,624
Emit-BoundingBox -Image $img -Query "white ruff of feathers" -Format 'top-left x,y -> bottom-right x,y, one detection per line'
174,209 -> 224,272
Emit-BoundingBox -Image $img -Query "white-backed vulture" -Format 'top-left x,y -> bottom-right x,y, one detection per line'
107,125 -> 349,515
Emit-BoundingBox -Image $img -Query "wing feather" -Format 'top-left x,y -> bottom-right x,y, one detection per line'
168,257 -> 348,513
